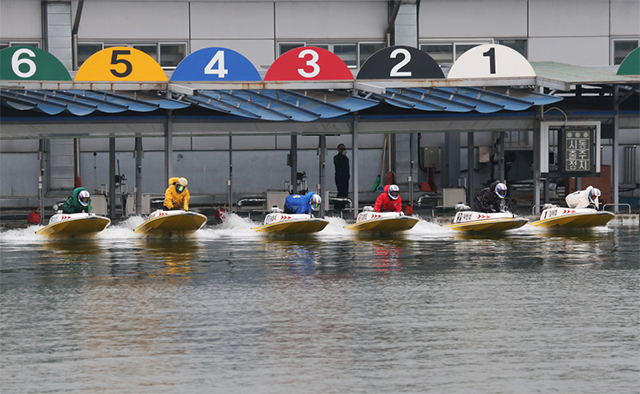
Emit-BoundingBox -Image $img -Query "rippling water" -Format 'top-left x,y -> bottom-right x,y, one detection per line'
1,215 -> 638,393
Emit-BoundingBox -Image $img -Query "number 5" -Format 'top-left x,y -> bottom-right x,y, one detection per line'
110,50 -> 133,78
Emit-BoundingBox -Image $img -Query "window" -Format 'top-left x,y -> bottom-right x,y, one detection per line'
278,41 -> 383,69
77,42 -> 187,69
613,39 -> 639,65
420,44 -> 453,64
496,39 -> 527,58
0,42 -> 40,50
420,40 -> 492,66
359,42 -> 385,67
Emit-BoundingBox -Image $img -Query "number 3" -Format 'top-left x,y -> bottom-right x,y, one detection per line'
298,49 -> 320,78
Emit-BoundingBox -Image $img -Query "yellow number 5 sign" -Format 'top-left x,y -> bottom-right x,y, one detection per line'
75,47 -> 167,82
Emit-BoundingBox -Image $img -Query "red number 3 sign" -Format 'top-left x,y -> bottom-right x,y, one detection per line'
264,46 -> 353,81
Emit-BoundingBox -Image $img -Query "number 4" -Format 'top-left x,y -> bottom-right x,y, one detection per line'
204,50 -> 229,78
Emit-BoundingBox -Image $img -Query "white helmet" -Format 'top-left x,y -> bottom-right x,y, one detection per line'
78,190 -> 90,206
589,187 -> 601,204
388,184 -> 400,200
309,194 -> 322,211
176,177 -> 188,193
495,182 -> 507,199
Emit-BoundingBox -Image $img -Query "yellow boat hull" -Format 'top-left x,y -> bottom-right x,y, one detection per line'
530,211 -> 614,229
345,216 -> 419,233
36,214 -> 110,236
254,218 -> 329,234
445,218 -> 528,233
134,211 -> 207,234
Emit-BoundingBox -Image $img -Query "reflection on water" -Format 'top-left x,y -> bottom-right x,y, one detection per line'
0,222 -> 638,393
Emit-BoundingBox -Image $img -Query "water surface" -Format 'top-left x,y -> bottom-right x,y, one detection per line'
1,215 -> 638,393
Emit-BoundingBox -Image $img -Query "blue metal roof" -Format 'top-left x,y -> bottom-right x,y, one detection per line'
176,89 -> 379,122
0,89 -> 189,116
373,87 -> 563,114
1,86 -> 561,120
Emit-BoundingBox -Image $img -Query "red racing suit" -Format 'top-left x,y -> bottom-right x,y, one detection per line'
374,185 -> 402,213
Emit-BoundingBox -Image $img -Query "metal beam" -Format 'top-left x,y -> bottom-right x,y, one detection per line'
352,114 -> 359,219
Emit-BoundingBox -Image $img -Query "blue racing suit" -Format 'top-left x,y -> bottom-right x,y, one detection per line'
284,192 -> 315,214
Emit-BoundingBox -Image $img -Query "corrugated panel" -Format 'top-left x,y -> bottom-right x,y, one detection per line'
173,89 -> 378,122
0,89 -> 189,116
373,87 -> 561,114
1,86 -> 559,119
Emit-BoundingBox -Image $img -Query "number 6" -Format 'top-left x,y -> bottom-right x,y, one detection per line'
12,48 -> 37,78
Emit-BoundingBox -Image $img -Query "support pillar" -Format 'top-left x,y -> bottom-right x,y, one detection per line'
467,132 -> 474,206
290,135 -> 298,194
613,86 -> 620,213
164,111 -> 173,181
352,115 -> 360,218
109,138 -> 116,220
319,135 -> 326,217
228,135 -> 233,209
134,136 -> 143,215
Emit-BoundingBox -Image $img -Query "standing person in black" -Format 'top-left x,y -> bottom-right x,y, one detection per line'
333,144 -> 350,211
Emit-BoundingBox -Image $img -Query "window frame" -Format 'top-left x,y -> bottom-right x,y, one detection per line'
420,38 -> 494,66
278,41 -> 383,70
77,41 -> 187,70
612,38 -> 639,65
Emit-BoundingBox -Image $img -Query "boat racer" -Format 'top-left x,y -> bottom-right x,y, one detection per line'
284,191 -> 322,214
164,177 -> 190,211
565,186 -> 601,210
62,187 -> 92,213
473,181 -> 507,213
374,184 -> 402,213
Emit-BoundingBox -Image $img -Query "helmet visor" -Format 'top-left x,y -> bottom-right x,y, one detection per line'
311,199 -> 320,210
176,184 -> 185,193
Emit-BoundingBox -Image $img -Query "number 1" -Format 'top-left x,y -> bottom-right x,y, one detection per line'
483,47 -> 496,74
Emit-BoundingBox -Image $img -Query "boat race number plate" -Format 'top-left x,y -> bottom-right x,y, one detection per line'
447,44 -> 536,79
0,46 -> 72,81
75,47 -> 168,81
264,46 -> 354,81
170,47 -> 261,82
559,127 -> 593,174
357,45 -> 444,79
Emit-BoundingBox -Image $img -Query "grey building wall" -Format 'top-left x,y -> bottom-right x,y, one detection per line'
1,0 -> 639,203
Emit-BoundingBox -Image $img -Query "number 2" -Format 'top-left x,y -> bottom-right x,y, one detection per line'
298,49 -> 320,78
390,48 -> 411,77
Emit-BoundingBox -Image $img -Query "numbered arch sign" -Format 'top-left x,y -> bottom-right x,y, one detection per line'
617,47 -> 639,75
264,46 -> 354,81
357,45 -> 444,79
447,44 -> 535,79
170,47 -> 261,82
75,46 -> 167,82
0,46 -> 71,81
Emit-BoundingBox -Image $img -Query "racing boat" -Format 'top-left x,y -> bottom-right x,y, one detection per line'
253,209 -> 329,234
529,206 -> 614,229
344,207 -> 419,233
36,212 -> 111,236
134,209 -> 208,235
444,211 -> 528,233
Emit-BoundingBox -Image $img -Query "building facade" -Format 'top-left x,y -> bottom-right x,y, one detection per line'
1,0 -> 639,210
